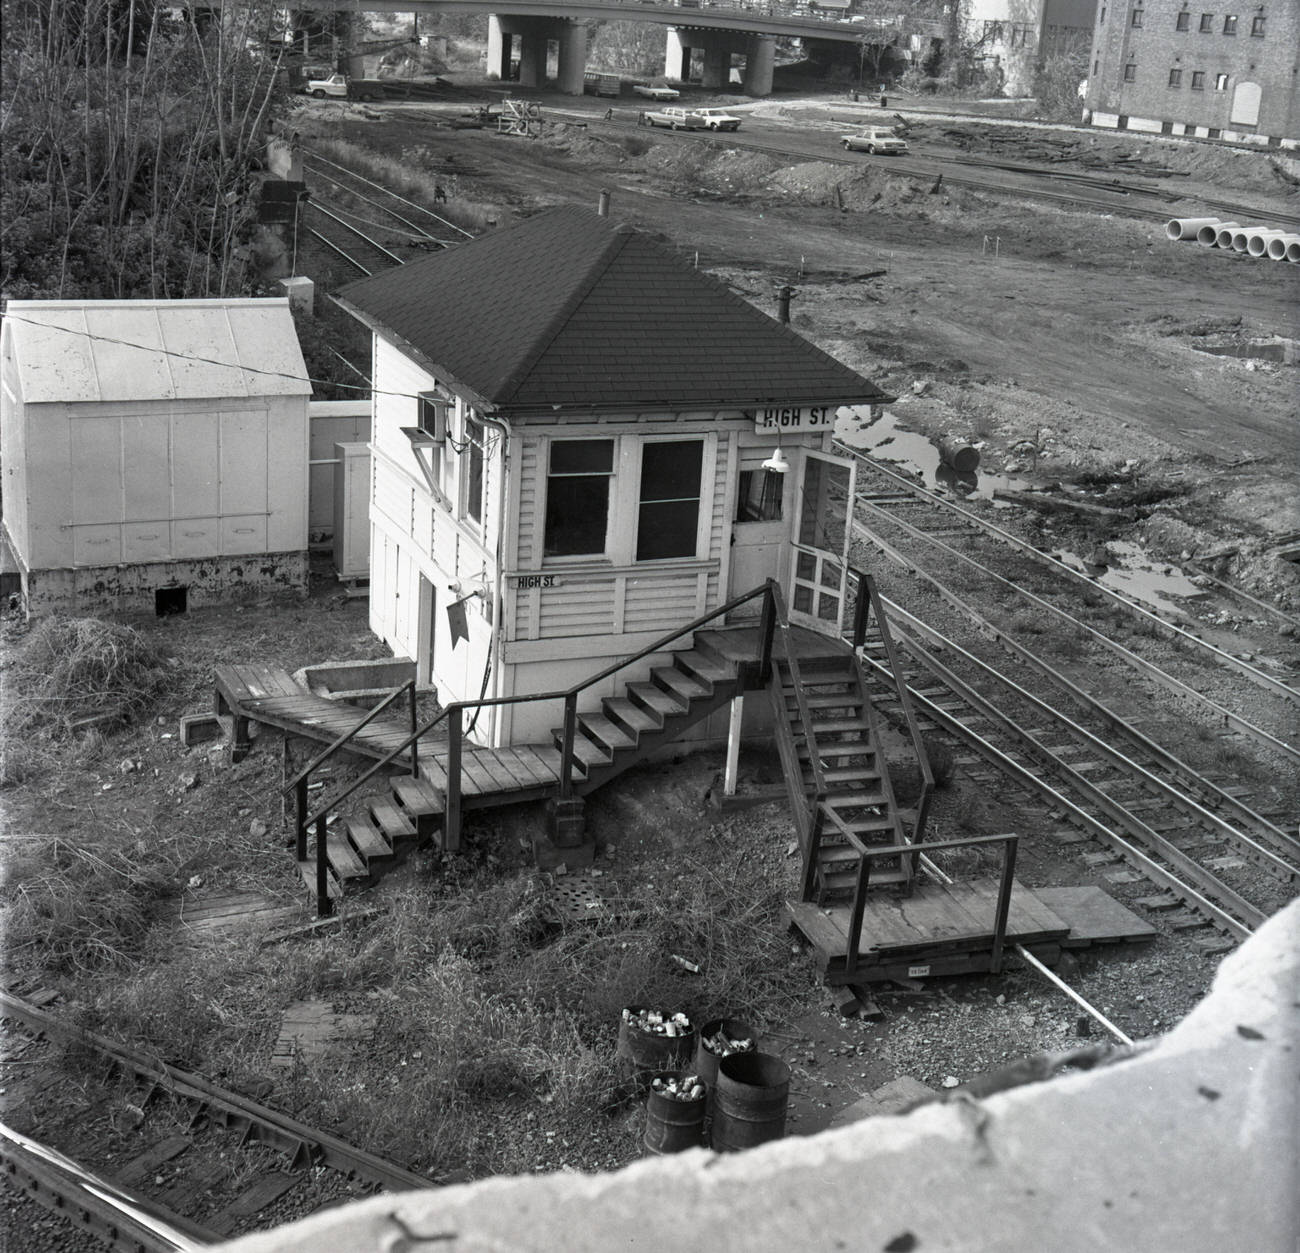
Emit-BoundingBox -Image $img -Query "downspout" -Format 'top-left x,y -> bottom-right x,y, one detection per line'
482,415 -> 512,748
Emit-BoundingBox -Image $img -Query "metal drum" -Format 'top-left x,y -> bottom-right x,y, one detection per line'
616,1007 -> 696,1093
710,1052 -> 791,1153
694,1018 -> 758,1091
643,1072 -> 707,1155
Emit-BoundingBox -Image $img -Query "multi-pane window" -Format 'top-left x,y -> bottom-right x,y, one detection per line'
1199,12 -> 1214,30
1191,69 -> 1206,87
636,440 -> 703,561
1124,61 -> 1137,80
1250,14 -> 1265,34
1215,72 -> 1229,89
544,439 -> 612,557
1222,14 -> 1237,32
1176,10 -> 1190,28
982,19 -> 1005,39
1169,68 -> 1183,85
736,470 -> 784,523
1131,7 -> 1144,25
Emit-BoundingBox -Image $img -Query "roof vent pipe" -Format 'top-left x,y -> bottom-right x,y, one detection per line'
598,189 -> 611,217
774,284 -> 794,324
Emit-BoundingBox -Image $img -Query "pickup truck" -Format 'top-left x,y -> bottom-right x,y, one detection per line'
642,106 -> 704,130
302,72 -> 385,102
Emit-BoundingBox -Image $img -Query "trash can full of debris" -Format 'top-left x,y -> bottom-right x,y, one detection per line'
617,1007 -> 697,1092
643,1072 -> 708,1155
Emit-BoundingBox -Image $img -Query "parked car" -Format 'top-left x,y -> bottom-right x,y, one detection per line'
840,126 -> 908,155
689,107 -> 742,131
643,106 -> 705,130
634,83 -> 680,100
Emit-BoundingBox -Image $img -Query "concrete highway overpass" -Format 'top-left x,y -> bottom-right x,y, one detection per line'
301,0 -> 895,96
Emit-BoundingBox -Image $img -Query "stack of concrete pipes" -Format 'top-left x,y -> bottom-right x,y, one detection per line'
1166,216 -> 1300,262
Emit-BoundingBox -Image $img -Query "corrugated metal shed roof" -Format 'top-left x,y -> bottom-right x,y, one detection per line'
1,299 -> 311,403
338,205 -> 892,415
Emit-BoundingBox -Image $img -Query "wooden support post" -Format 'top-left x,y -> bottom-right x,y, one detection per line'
723,694 -> 743,796
445,705 -> 462,853
295,777 -> 308,862
757,581 -> 776,682
559,694 -> 577,800
990,836 -> 1019,973
845,849 -> 872,976
409,685 -> 419,779
315,813 -> 333,919
851,571 -> 871,649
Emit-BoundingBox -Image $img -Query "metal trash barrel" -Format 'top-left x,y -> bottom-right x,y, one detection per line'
710,1052 -> 791,1152
643,1072 -> 707,1155
694,1018 -> 758,1091
937,438 -> 980,475
616,1007 -> 696,1093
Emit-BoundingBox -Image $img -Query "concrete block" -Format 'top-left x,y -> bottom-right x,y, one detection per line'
277,275 -> 315,316
180,712 -> 232,747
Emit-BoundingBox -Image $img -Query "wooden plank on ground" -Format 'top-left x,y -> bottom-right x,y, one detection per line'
786,900 -> 849,963
115,1136 -> 192,1186
961,880 -> 1069,943
208,1173 -> 299,1234
1034,886 -> 1158,945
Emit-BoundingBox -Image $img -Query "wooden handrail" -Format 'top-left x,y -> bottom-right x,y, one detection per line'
281,678 -> 417,796
849,566 -> 934,848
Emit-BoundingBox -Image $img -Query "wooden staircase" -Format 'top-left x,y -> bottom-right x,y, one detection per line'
297,638 -> 743,904
553,641 -> 741,794
773,649 -> 913,902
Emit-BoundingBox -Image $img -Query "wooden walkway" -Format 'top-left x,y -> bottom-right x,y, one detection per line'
215,663 -> 566,808
787,878 -> 1154,985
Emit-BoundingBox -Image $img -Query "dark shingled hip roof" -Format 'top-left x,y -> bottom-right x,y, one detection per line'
337,204 -> 891,416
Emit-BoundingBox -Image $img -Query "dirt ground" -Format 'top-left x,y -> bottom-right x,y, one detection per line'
3,80 -> 1298,1236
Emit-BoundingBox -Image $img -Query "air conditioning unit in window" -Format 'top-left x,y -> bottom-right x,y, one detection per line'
415,393 -> 449,444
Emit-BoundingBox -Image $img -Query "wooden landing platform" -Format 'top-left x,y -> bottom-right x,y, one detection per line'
788,878 -> 1153,986
214,664 -> 568,808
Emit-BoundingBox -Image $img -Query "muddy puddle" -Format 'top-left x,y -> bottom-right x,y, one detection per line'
835,408 -> 1209,616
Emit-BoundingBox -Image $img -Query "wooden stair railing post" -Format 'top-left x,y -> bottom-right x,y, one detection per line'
314,813 -> 332,919
295,777 -> 309,862
990,835 -> 1020,973
757,580 -> 777,685
409,687 -> 419,779
558,694 -> 578,800
801,793 -> 828,902
844,842 -> 872,976
850,569 -> 871,651
445,705 -> 463,853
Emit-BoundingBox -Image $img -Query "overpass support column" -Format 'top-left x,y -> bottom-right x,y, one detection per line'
518,33 -> 547,87
701,46 -> 729,91
556,21 -> 588,95
742,33 -> 775,97
664,28 -> 689,81
486,16 -> 511,81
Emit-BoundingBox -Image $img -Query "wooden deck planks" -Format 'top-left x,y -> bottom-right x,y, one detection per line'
1034,886 -> 1157,945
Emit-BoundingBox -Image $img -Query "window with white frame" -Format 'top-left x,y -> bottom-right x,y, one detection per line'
1214,71 -> 1229,89
636,440 -> 704,561
544,439 -> 613,557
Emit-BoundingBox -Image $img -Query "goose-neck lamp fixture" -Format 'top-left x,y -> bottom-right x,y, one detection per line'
761,445 -> 790,474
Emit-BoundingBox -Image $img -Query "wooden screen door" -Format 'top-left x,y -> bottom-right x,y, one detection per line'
788,449 -> 856,635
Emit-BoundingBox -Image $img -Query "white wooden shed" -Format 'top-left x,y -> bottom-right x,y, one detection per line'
0,298 -> 312,617
337,206 -> 893,749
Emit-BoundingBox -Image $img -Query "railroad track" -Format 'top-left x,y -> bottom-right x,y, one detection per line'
854,603 -> 1296,944
836,445 -> 1300,762
0,991 -> 431,1249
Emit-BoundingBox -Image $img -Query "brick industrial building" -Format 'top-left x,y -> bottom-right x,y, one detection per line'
1085,0 -> 1300,145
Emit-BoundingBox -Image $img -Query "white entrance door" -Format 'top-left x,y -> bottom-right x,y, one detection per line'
1230,81 -> 1261,127
727,453 -> 790,613
789,449 -> 856,635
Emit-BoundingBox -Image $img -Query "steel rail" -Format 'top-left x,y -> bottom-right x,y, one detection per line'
844,460 -> 1299,708
876,594 -> 1300,886
840,440 -> 1300,647
0,993 -> 434,1195
302,161 -> 458,245
308,188 -> 443,242
305,225 -> 372,276
855,646 -> 1255,940
861,618 -> 1271,934
308,201 -> 407,265
0,1123 -> 219,1252
849,512 -> 1300,764
300,148 -> 474,238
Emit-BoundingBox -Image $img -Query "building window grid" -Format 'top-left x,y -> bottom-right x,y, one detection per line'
1250,13 -> 1264,34
1099,4 -> 1106,21
1168,67 -> 1183,85
1176,9 -> 1190,28
1222,13 -> 1237,32
1198,12 -> 1214,30
1124,61 -> 1137,80
1214,71 -> 1229,89
1131,6 -> 1144,25
1191,69 -> 1205,87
